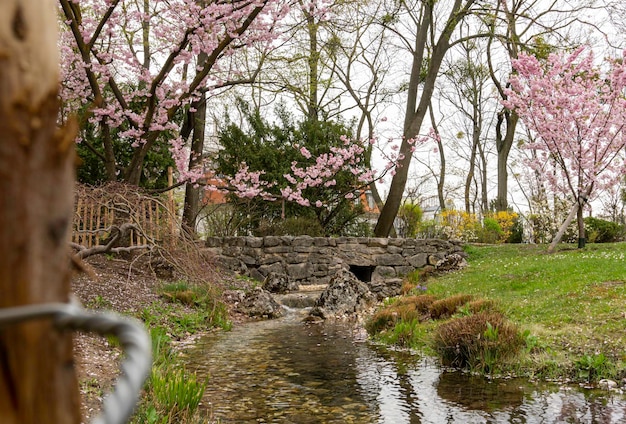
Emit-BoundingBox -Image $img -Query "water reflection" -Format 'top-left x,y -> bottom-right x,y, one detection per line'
183,313 -> 626,423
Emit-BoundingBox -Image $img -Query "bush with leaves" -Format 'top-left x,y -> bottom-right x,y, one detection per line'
584,217 -> 625,243
215,103 -> 369,236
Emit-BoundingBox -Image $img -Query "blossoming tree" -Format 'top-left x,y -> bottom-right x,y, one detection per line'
504,47 -> 626,252
59,0 -> 393,234
58,0 -> 287,186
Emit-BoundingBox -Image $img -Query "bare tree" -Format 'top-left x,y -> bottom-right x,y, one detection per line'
440,24 -> 494,215
374,0 -> 480,237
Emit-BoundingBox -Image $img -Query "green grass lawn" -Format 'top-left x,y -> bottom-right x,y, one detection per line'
401,242 -> 626,380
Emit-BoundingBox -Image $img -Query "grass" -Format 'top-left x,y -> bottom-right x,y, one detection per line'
369,242 -> 626,382
128,280 -> 231,424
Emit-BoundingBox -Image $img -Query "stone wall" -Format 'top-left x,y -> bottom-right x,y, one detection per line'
205,236 -> 465,285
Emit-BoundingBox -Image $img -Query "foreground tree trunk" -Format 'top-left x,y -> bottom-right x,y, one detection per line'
0,2 -> 80,423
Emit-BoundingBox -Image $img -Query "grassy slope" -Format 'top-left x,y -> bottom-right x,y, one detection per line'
422,243 -> 626,377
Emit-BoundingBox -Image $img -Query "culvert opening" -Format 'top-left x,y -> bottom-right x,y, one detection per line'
349,265 -> 375,283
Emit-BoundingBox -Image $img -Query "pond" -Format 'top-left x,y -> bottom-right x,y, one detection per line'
183,309 -> 626,423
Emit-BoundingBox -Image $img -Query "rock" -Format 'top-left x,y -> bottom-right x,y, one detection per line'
599,379 -> 618,390
435,253 -> 468,272
262,272 -> 299,294
222,289 -> 245,305
308,270 -> 375,320
368,278 -> 403,300
236,287 -> 283,319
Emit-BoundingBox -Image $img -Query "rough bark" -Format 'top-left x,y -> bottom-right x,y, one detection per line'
181,89 -> 207,236
0,2 -> 81,423
494,110 -> 518,212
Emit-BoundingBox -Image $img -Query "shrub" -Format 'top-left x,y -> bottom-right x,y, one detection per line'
432,311 -> 524,373
428,294 -> 473,319
506,215 -> 524,243
159,281 -> 231,331
395,294 -> 438,313
584,217 -> 624,243
466,299 -> 497,314
254,217 -> 325,237
478,217 -> 503,244
397,202 -> 423,238
440,210 -> 480,241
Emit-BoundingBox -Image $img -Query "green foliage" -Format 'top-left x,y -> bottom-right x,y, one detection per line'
254,217 -> 325,237
149,366 -> 207,422
86,294 -> 112,309
478,217 -> 503,244
381,319 -> 425,348
424,243 -> 626,381
158,280 -> 232,332
584,217 -> 624,243
575,353 -> 614,382
396,202 -> 423,238
215,101 -> 367,236
428,294 -> 474,319
506,215 -> 524,243
365,294 -> 436,335
132,304 -> 215,423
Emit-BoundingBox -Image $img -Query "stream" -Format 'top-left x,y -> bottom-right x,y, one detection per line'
183,302 -> 626,423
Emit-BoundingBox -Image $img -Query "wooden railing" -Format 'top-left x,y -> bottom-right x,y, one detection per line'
72,183 -> 177,248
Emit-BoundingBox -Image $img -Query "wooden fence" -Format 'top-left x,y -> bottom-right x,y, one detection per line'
72,184 -> 177,248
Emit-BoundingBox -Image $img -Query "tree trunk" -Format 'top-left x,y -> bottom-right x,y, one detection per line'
547,186 -> 592,253
494,110 -> 518,212
181,94 -> 207,236
577,201 -> 586,248
0,2 -> 80,423
374,0 -> 474,237
304,5 -> 319,122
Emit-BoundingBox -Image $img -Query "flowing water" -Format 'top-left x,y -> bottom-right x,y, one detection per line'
183,305 -> 626,423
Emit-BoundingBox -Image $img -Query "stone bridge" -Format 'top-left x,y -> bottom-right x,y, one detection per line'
205,236 -> 466,286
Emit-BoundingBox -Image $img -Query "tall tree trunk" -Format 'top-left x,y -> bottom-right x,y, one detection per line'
374,0 -> 474,237
478,141 -> 488,214
577,198 -> 586,248
101,118 -> 117,180
0,2 -> 80,423
181,94 -> 207,236
304,3 -> 319,122
465,139 -> 478,213
181,50 -> 208,236
494,110 -> 518,211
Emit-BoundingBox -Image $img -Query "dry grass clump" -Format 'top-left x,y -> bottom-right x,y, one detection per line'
366,294 -> 436,334
400,280 -> 415,295
428,294 -> 474,319
467,298 -> 497,314
395,294 -> 437,312
432,311 -> 524,373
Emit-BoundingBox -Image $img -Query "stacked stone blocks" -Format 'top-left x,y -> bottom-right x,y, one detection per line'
205,236 -> 465,285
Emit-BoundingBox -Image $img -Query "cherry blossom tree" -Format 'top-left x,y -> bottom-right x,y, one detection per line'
58,0 -> 288,186
59,0 -> 394,235
504,47 -> 626,252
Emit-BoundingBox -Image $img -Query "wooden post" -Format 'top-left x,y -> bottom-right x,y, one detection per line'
0,2 -> 81,423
